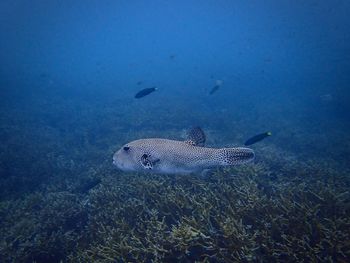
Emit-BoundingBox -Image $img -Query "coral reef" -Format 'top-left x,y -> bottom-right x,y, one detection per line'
0,92 -> 349,262
0,140 -> 349,262
0,191 -> 88,262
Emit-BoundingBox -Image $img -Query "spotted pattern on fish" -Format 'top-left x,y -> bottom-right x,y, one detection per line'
215,148 -> 255,165
113,135 -> 255,175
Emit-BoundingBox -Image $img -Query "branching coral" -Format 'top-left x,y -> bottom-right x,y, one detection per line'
1,143 -> 349,262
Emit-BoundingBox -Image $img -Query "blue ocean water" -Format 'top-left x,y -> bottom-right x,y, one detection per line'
0,1 -> 349,262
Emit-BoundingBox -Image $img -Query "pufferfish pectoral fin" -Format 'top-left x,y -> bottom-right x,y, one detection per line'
140,154 -> 160,170
185,126 -> 206,146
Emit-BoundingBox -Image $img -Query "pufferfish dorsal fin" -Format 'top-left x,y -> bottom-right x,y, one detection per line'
185,126 -> 206,147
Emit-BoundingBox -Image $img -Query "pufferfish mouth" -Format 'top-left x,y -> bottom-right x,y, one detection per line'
112,155 -> 128,171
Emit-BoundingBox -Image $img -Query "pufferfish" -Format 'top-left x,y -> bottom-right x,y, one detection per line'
113,127 -> 254,174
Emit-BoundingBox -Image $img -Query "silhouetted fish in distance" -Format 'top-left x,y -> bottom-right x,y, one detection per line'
209,85 -> 220,95
135,87 -> 158,99
244,132 -> 272,146
209,80 -> 223,95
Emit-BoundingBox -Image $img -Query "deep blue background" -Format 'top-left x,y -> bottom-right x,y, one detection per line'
1,1 -> 349,101
0,0 -> 349,187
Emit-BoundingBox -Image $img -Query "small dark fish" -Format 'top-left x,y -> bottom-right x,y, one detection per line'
135,87 -> 157,99
209,85 -> 220,95
244,132 -> 272,146
169,54 -> 176,59
209,80 -> 223,95
136,81 -> 143,85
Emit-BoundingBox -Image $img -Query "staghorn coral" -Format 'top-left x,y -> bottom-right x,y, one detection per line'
1,123 -> 350,262
65,157 -> 350,262
0,191 -> 88,262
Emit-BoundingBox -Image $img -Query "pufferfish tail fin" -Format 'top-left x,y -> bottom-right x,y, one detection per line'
215,147 -> 255,165
185,126 -> 206,147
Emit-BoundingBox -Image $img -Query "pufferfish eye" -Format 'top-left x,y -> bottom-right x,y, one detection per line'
123,146 -> 130,151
